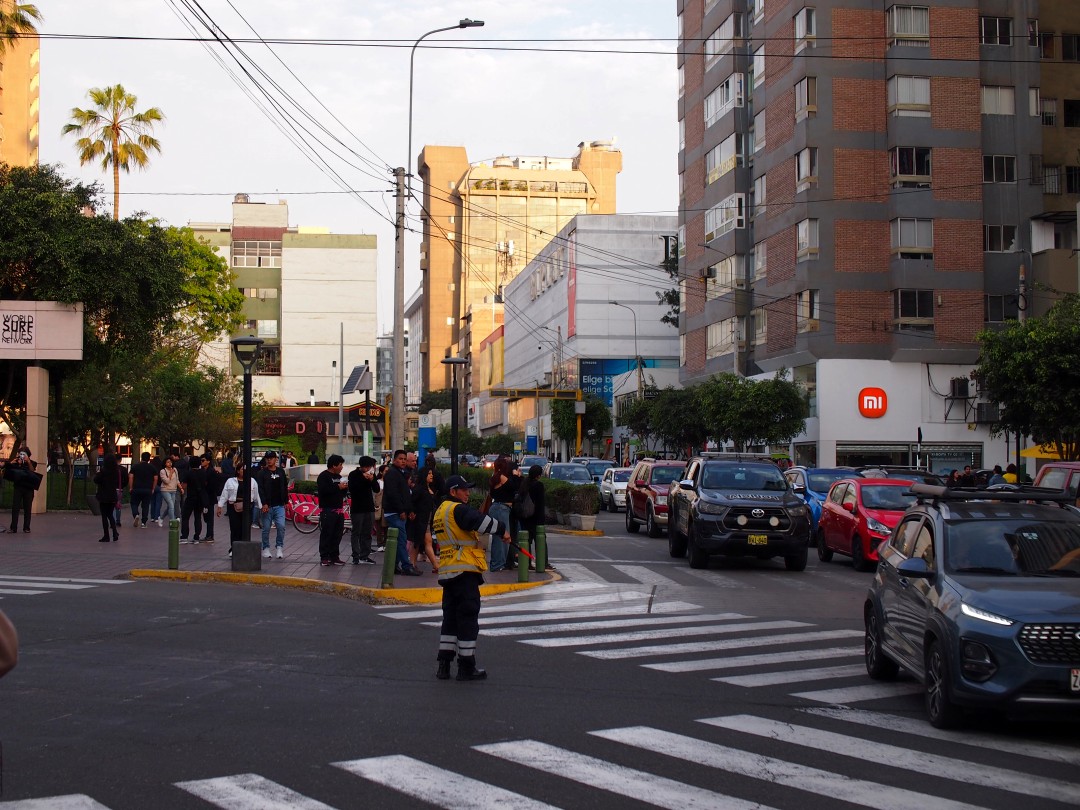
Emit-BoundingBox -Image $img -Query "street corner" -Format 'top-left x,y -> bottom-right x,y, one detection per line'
545,527 -> 604,537
127,569 -> 384,604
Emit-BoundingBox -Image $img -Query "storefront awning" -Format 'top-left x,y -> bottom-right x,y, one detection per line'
1021,443 -> 1064,460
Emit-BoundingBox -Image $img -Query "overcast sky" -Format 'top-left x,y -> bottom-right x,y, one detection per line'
37,0 -> 678,331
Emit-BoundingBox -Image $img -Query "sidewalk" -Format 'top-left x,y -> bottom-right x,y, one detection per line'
0,511 -> 556,604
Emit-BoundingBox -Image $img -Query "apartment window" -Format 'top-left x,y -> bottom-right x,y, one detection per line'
985,294 -> 1019,323
753,174 -> 767,218
797,289 -> 820,331
1040,32 -> 1056,59
679,118 -> 685,150
887,75 -> 931,117
1045,165 -> 1062,194
1030,154 -> 1043,185
705,193 -> 746,241
795,76 -> 817,121
981,86 -> 1015,115
678,65 -> 685,96
232,240 -> 282,268
706,318 -> 738,360
890,146 -> 931,187
893,289 -> 934,332
891,217 -> 933,259
983,155 -> 1016,183
979,16 -> 1012,46
706,133 -> 744,184
796,147 -> 818,190
889,5 -> 930,47
245,319 -> 279,339
984,224 -> 1018,252
753,110 -> 766,152
753,45 -> 765,88
242,287 -> 280,299
1030,88 -> 1040,116
1064,34 -> 1080,61
253,346 -> 281,376
704,73 -> 745,127
1067,167 -> 1080,194
797,218 -> 819,260
1028,20 -> 1039,47
1042,97 -> 1058,126
751,0 -> 764,24
752,307 -> 768,342
1065,99 -> 1080,127
706,13 -> 743,67
753,242 -> 767,279
795,7 -> 816,51
678,225 -> 687,258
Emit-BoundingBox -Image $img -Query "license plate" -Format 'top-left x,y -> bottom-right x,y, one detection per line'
1072,669 -> 1080,692
747,534 -> 768,545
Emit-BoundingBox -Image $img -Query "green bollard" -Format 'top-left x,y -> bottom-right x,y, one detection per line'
535,525 -> 548,573
381,527 -> 399,588
168,519 -> 180,570
517,531 -> 530,583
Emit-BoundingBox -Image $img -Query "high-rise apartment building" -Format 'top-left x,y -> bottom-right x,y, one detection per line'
0,3 -> 40,167
678,1 -> 1074,471
418,141 -> 622,398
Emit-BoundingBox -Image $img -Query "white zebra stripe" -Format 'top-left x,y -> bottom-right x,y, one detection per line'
174,774 -> 335,809
580,629 -> 863,660
428,601 -> 702,627
0,581 -> 98,590
791,682 -> 922,704
715,663 -> 866,687
482,613 -> 747,638
610,564 -> 684,586
550,562 -> 608,584
0,575 -> 131,585
0,797 -> 112,809
645,646 -> 861,673
521,620 -> 808,649
382,591 -> 658,620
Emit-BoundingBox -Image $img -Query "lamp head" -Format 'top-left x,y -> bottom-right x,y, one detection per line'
230,336 -> 265,373
459,18 -> 485,28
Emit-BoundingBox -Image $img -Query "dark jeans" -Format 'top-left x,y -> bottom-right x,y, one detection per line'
99,502 -> 117,538
227,507 -> 245,545
318,510 -> 345,562
130,489 -> 153,524
181,497 -> 204,539
10,487 -> 33,531
350,509 -> 374,561
438,572 -> 483,662
203,504 -> 216,540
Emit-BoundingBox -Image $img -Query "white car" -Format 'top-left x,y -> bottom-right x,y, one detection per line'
600,467 -> 633,512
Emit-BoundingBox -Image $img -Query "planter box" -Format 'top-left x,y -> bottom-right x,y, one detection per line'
569,514 -> 596,531
568,514 -> 582,530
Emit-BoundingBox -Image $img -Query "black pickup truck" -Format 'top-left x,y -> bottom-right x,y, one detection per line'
667,458 -> 811,571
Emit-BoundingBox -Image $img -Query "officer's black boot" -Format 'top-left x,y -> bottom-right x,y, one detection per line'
436,653 -> 454,680
456,656 -> 487,681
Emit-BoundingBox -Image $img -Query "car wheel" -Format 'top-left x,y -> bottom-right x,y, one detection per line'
851,535 -> 873,572
625,502 -> 640,534
784,543 -> 808,572
668,513 -> 687,558
607,494 -> 617,513
646,505 -> 663,538
816,529 -> 833,562
925,639 -> 962,729
864,608 -> 899,680
686,520 -> 708,569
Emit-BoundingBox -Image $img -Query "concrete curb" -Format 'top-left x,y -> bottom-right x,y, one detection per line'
546,528 -> 604,537
128,569 -> 552,605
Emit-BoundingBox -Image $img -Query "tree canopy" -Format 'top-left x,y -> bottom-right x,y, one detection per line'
0,3 -> 40,57
974,295 -> 1080,460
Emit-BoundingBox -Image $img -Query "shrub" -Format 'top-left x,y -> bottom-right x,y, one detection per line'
570,484 -> 600,515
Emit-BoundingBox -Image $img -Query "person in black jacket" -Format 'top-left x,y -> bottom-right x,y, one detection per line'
382,449 -> 419,575
408,467 -> 439,573
347,455 -> 380,565
519,465 -> 551,570
202,454 -> 224,543
180,455 -> 209,543
317,454 -> 349,566
93,453 -> 127,542
257,451 -> 290,559
7,448 -> 38,533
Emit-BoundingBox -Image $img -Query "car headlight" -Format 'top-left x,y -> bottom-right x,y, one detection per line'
697,501 -> 727,515
866,516 -> 891,535
787,504 -> 807,517
960,603 -> 1014,627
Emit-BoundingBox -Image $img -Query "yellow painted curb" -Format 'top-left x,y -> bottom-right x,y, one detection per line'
128,569 -> 553,605
546,528 -> 604,537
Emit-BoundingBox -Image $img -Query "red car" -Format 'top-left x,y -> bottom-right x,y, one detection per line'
816,477 -> 916,571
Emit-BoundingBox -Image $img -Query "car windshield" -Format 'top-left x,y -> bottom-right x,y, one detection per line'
650,466 -> 685,485
550,465 -> 591,482
521,457 -> 547,468
612,470 -> 632,483
860,485 -> 916,510
701,464 -> 786,491
946,518 -> 1080,575
808,471 -> 851,492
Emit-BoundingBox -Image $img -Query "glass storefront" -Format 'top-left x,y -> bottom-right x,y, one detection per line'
835,443 -> 982,474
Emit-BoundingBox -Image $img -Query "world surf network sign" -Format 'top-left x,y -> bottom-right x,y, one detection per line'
0,301 -> 84,360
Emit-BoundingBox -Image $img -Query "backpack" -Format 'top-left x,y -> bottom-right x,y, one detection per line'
513,485 -> 535,520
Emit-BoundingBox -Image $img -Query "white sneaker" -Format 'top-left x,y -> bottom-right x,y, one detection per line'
262,548 -> 272,559
276,548 -> 284,559
156,519 -> 163,527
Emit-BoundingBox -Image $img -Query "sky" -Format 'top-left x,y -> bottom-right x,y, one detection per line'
36,0 -> 678,332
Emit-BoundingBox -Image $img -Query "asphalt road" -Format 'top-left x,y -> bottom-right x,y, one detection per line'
1,511 -> 1077,809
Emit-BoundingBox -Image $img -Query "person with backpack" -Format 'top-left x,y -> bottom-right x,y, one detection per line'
515,464 -> 550,570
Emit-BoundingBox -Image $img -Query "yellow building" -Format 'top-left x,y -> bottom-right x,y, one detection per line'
418,141 -> 621,397
0,2 -> 40,167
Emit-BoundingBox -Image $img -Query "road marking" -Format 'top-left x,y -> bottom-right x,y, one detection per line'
0,797 -> 112,809
715,663 -> 867,687
432,602 -> 702,627
482,613 -> 748,637
334,754 -> 559,809
550,562 -> 608,583
791,682 -> 922,704
645,646 -> 862,673
0,581 -> 97,590
610,564 -> 683,586
476,739 -> 777,810
0,589 -> 50,596
381,591 -> 658,620
521,620 -> 809,649
592,726 -> 990,810
580,629 -> 863,660
805,706 -> 1080,765
702,714 -> 1080,806
175,773 -> 336,809
0,575 -> 131,585
678,567 -> 746,587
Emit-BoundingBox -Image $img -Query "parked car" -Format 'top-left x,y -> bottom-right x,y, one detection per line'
864,482 -> 1080,728
600,467 -> 633,512
459,454 -> 480,468
854,465 -> 945,486
1032,461 -> 1080,504
519,455 -> 549,472
784,466 -> 861,535
817,477 -> 917,571
545,463 -> 593,485
584,459 -> 615,483
625,459 -> 686,538
569,456 -> 599,465
481,454 -> 500,469
668,458 -> 811,570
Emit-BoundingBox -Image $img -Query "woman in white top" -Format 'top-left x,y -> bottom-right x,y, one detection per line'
157,456 -> 180,527
216,462 -> 262,553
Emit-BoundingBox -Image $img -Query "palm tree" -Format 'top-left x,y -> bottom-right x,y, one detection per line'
61,85 -> 165,220
0,2 -> 42,58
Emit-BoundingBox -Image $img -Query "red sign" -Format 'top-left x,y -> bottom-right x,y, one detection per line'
858,387 -> 887,418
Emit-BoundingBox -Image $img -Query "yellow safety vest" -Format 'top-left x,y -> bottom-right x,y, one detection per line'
434,499 -> 488,576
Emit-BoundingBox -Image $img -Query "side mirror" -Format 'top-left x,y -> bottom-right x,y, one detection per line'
678,479 -> 695,489
896,556 -> 933,579
792,484 -> 806,494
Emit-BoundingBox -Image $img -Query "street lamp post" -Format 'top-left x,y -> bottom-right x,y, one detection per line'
230,336 -> 264,572
393,18 -> 485,455
609,301 -> 642,399
442,356 -> 468,475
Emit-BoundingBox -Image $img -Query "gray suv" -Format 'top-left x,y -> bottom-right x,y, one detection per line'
667,459 -> 811,570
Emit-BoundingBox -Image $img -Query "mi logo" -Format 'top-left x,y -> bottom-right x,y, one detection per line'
859,387 -> 887,418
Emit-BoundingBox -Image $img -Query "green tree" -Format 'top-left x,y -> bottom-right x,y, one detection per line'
483,433 -> 517,456
0,3 -> 40,56
551,396 -> 612,452
649,387 -> 709,456
974,295 -> 1080,460
699,372 -> 808,451
418,388 -> 453,413
61,84 -> 165,220
654,234 -> 680,329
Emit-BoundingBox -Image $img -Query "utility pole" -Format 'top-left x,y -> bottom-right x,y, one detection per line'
391,166 -> 406,452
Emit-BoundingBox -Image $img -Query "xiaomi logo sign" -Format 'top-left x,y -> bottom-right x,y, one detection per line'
858,387 -> 888,418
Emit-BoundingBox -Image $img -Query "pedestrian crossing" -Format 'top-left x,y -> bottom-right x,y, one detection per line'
551,557 -> 850,590
10,707 -> 1078,809
0,575 -> 133,599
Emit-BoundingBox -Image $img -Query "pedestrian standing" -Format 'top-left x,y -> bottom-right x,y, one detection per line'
7,448 -> 38,533
202,454 -> 224,543
519,465 -> 550,569
149,453 -> 164,524
433,475 -> 510,681
347,455 -> 380,565
180,455 -> 209,543
256,451 -> 289,559
216,461 -> 262,556
408,468 -> 439,574
383,449 -> 420,575
373,463 -> 389,552
128,452 -> 158,528
157,456 -> 180,526
316,454 -> 348,566
93,453 -> 126,542
485,457 -> 514,572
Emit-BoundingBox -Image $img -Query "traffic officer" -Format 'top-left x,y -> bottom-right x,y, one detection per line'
433,474 -> 510,681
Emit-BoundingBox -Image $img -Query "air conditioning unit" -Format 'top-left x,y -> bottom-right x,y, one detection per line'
733,278 -> 747,288
804,318 -> 820,332
949,377 -> 970,398
975,402 -> 1000,424
702,266 -> 717,280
